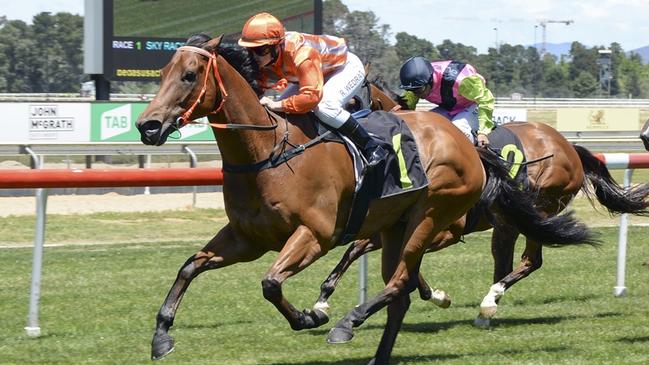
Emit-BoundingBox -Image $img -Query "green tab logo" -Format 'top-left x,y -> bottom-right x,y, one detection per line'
101,104 -> 131,140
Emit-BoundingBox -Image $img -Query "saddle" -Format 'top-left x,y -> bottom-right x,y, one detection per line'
335,110 -> 429,244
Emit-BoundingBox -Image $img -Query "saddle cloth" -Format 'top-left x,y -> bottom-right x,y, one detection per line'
463,124 -> 528,234
326,110 -> 429,245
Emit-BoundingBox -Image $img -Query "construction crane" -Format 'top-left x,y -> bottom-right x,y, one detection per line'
538,19 -> 574,56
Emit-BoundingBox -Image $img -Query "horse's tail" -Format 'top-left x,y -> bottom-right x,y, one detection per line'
573,144 -> 649,216
477,148 -> 599,246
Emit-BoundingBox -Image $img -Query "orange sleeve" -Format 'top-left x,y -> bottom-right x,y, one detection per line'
281,50 -> 324,114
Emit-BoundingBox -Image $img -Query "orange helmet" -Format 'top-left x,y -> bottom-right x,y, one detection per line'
238,13 -> 285,47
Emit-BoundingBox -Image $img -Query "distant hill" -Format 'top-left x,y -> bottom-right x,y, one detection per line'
629,45 -> 649,64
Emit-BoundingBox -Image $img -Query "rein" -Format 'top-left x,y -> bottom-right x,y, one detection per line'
174,45 -> 278,132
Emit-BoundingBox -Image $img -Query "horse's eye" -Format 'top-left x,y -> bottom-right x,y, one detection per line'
182,71 -> 196,83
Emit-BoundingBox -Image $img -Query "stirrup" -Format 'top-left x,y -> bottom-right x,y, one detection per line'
364,145 -> 388,168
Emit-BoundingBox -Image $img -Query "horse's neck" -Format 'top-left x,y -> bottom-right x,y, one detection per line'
209,58 -> 286,167
370,85 -> 398,111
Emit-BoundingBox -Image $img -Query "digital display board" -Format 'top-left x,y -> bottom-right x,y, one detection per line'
103,0 -> 320,81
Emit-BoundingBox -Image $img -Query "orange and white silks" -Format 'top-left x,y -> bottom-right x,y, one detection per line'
260,31 -> 349,114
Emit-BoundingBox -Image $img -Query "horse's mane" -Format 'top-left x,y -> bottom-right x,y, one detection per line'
186,33 -> 264,97
369,74 -> 412,110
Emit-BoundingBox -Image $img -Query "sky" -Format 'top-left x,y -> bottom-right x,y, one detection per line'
1,0 -> 648,53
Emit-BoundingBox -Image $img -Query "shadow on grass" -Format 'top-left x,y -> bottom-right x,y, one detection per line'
268,353 -> 463,365
617,336 -> 649,343
305,310 -> 622,337
179,319 -> 254,330
425,293 -> 599,310
267,346 -> 569,365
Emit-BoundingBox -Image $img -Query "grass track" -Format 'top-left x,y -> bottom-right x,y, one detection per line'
1,209 -> 649,364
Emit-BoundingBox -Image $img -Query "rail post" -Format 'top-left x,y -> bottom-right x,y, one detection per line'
23,147 -> 47,337
614,168 -> 633,297
183,146 -> 198,208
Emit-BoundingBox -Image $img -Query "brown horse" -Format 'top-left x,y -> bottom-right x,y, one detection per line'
640,118 -> 649,150
135,35 -> 595,364
316,79 -> 649,328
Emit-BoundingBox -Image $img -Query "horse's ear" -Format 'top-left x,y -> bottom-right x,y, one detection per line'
364,62 -> 372,75
204,35 -> 224,52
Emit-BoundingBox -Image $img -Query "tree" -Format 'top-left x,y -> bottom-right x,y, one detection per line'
394,32 -> 439,62
0,19 -> 35,92
31,12 -> 85,93
568,41 -> 598,81
322,0 -> 349,36
0,12 -> 84,93
542,58 -> 573,97
343,11 -> 390,64
618,52 -> 644,98
436,40 -> 478,64
572,71 -> 599,97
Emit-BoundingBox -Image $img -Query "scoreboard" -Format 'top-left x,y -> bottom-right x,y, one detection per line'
97,0 -> 321,81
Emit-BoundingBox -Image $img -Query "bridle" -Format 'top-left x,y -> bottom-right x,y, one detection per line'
174,46 -> 227,127
173,45 -> 277,132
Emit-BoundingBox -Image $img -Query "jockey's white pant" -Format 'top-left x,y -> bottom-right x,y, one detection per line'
279,52 -> 365,129
450,104 -> 479,144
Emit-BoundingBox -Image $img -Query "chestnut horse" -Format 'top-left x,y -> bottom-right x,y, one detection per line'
640,118 -> 649,150
136,35 -> 595,364
317,79 -> 649,328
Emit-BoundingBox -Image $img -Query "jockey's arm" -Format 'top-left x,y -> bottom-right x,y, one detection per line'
458,75 -> 495,135
281,54 -> 324,114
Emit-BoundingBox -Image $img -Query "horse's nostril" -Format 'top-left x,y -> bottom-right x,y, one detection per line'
137,120 -> 163,145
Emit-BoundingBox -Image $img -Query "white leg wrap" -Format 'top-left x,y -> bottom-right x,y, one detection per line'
480,282 -> 505,309
477,282 -> 506,322
430,288 -> 451,308
475,283 -> 505,328
313,301 -> 330,315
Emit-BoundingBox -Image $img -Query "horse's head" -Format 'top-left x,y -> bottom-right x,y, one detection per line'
640,118 -> 649,151
367,76 -> 413,112
136,35 -> 226,146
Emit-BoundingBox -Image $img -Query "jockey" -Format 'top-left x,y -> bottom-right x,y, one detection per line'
399,56 -> 495,146
238,12 -> 387,168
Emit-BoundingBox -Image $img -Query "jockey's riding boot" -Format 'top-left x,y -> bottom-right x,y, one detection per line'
338,116 -> 388,168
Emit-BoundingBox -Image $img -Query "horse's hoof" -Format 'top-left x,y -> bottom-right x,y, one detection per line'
430,289 -> 451,308
151,333 -> 175,360
305,308 -> 330,327
327,326 -> 354,344
479,305 -> 497,319
313,301 -> 330,315
474,314 -> 491,329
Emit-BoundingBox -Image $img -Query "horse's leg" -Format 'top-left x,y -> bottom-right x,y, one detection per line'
491,224 -> 520,282
416,227 -> 463,307
371,291 -> 412,365
262,225 -> 331,331
314,237 -> 381,314
477,230 -> 549,329
151,224 -> 266,360
327,218 -> 429,346
371,223 -> 418,365
416,271 -> 451,308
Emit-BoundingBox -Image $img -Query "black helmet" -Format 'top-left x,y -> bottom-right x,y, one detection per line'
399,57 -> 433,90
